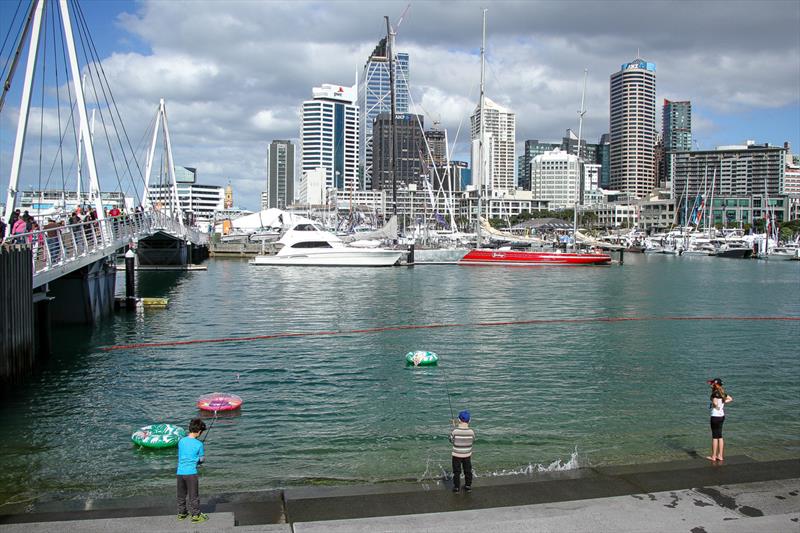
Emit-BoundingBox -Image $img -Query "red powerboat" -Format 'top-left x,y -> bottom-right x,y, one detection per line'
459,248 -> 611,266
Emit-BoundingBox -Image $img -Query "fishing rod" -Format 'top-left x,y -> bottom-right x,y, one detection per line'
200,411 -> 218,443
439,359 -> 456,426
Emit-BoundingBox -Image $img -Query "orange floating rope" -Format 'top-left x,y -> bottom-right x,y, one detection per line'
100,316 -> 799,352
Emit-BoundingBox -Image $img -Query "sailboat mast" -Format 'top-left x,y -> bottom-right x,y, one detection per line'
476,9 -> 487,247
573,69 -> 587,248
385,16 -> 397,220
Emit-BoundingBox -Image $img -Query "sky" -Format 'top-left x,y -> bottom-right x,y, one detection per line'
1,0 -> 799,211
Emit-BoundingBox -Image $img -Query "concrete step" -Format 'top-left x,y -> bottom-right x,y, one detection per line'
0,512 -> 235,533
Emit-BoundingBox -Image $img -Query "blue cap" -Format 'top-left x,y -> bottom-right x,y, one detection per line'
458,410 -> 470,422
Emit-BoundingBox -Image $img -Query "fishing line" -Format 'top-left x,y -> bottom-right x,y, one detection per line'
200,411 -> 218,443
438,357 -> 456,425
101,316 -> 800,352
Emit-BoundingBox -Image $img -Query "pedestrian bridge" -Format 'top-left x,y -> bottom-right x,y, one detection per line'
7,211 -> 208,289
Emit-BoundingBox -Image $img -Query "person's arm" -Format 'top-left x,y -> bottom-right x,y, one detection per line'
197,442 -> 205,464
724,394 -> 733,403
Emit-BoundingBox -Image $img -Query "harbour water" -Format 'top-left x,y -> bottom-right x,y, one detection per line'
0,254 -> 798,507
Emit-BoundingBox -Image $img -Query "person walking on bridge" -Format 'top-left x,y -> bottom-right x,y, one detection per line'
450,410 -> 475,493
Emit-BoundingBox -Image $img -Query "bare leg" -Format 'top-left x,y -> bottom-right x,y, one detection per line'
707,439 -> 719,461
717,438 -> 724,461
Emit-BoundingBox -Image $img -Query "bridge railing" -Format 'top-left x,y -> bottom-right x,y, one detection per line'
3,211 -> 207,282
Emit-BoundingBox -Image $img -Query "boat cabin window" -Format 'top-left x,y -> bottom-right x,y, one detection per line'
293,224 -> 318,231
291,241 -> 332,248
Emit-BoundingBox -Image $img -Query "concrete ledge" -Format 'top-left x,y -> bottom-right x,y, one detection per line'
1,457 -> 798,528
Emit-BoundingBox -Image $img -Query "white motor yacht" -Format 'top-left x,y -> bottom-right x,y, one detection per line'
249,222 -> 403,267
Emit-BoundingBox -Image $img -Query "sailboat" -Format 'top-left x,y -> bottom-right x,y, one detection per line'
459,11 -> 610,267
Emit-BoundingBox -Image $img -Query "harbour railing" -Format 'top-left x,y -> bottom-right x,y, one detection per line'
2,211 -> 208,288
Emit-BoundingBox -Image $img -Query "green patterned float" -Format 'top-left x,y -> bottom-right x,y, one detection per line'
131,423 -> 186,448
405,350 -> 439,366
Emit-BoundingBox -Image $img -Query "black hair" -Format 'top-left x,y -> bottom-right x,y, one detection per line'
189,418 -> 207,434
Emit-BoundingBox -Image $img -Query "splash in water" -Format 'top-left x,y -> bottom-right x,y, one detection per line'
480,447 -> 580,477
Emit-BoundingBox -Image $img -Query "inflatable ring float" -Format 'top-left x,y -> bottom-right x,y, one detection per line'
197,392 -> 243,412
131,423 -> 186,448
406,350 -> 439,367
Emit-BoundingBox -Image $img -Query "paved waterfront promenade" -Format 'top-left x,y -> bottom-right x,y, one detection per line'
1,456 -> 798,532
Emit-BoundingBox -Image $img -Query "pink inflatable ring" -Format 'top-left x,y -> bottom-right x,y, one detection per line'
197,392 -> 243,412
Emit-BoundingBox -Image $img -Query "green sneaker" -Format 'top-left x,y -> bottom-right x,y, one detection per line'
177,513 -> 188,521
191,513 -> 209,524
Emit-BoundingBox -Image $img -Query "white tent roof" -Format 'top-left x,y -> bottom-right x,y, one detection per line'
227,209 -> 314,231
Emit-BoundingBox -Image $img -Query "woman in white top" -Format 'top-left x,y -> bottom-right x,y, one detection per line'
707,378 -> 733,462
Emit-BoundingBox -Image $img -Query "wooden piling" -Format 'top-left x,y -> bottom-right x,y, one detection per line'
0,245 -> 35,388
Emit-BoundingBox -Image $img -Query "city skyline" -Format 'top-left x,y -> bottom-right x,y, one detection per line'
0,0 -> 798,210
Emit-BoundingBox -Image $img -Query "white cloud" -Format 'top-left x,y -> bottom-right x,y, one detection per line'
1,0 -> 798,210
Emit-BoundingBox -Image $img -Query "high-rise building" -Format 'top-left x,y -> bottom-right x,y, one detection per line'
424,125 -> 447,168
610,58 -> 657,197
662,99 -> 692,188
266,140 -> 295,209
562,129 -> 597,162
598,133 -> 611,189
530,148 -> 581,209
359,38 -> 409,190
518,139 -> 560,190
371,113 -> 426,191
663,100 -> 692,152
470,97 -> 516,194
300,83 -> 359,193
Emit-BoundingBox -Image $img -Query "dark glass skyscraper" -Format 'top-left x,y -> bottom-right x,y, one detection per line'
358,38 -> 410,190
371,113 -> 425,191
267,140 -> 295,209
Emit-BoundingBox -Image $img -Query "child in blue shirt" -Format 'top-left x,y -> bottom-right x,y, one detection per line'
176,418 -> 207,523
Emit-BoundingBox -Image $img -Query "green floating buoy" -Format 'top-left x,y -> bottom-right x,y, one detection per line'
131,423 -> 186,448
406,350 -> 439,367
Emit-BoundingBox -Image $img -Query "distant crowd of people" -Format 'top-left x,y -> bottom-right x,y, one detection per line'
1,205 -> 143,266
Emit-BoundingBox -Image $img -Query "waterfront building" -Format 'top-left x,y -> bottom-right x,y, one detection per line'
301,83 -> 359,193
148,167 -> 224,224
530,148 -> 581,209
458,188 -> 549,222
470,97 -> 516,194
371,113 -> 426,191
669,141 -> 788,225
584,163 -> 601,195
610,58 -> 657,198
15,189 -> 128,217
266,140 -> 295,209
298,167 -> 326,206
637,190 -> 676,231
518,140 -> 560,190
783,142 -> 800,196
592,201 -> 639,229
359,38 -> 410,190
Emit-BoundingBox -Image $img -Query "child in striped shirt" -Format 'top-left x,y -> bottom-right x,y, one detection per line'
450,410 -> 475,493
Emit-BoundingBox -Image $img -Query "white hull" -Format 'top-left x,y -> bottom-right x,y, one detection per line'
765,252 -> 800,261
250,249 -> 402,267
412,248 -> 470,263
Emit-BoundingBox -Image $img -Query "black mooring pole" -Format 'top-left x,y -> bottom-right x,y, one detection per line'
125,248 -> 136,310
